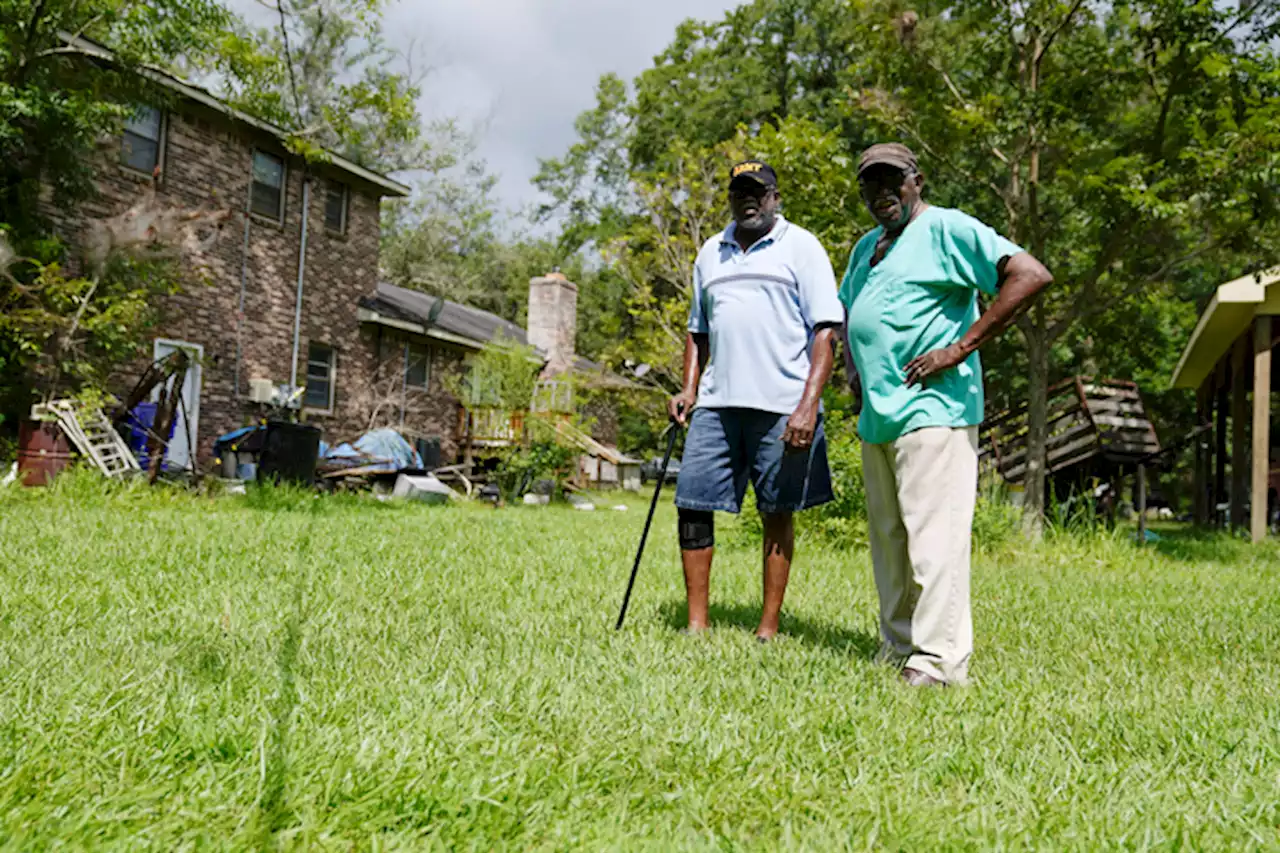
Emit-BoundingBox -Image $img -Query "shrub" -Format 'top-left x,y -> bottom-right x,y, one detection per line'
972,483 -> 1022,553
493,439 -> 578,501
801,409 -> 868,547
724,408 -> 867,549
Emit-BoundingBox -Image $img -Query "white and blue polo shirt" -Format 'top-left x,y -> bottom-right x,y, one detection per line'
688,215 -> 844,414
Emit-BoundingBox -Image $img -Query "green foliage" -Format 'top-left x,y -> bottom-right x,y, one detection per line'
444,333 -> 540,411
0,0 -> 239,235
972,484 -> 1023,554
491,435 -> 578,502
224,0 -> 436,174
0,0 -> 247,428
532,73 -> 634,248
1,250 -> 183,402
381,185 -> 623,343
540,0 -> 1280,533
803,409 -> 868,546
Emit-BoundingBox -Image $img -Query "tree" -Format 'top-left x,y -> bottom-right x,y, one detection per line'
0,0 -> 240,239
0,0 -> 249,426
532,73 -> 635,250
1,182 -> 233,403
380,163 -> 506,311
538,0 -> 1280,536
850,0 -> 1280,535
226,0 -> 448,174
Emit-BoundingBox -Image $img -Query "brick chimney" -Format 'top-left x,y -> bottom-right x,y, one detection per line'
527,271 -> 578,375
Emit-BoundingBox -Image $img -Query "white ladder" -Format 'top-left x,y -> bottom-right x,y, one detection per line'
34,400 -> 141,478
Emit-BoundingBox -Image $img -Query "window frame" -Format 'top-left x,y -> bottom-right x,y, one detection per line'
121,105 -> 166,175
303,342 -> 337,413
249,149 -> 287,223
404,341 -> 431,390
323,180 -> 349,234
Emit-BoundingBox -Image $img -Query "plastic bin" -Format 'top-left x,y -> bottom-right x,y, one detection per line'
258,421 -> 321,485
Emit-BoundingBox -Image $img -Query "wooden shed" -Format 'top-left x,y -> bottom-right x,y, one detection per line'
1170,268 -> 1279,542
980,377 -> 1161,493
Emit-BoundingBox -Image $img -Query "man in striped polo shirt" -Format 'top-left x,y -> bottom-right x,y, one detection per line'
668,161 -> 844,642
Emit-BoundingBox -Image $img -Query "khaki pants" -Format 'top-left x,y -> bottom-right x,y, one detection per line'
862,426 -> 978,685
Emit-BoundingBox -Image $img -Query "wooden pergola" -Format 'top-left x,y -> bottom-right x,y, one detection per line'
1171,268 -> 1280,542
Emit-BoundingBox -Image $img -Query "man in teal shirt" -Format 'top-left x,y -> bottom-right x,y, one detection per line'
840,144 -> 1052,686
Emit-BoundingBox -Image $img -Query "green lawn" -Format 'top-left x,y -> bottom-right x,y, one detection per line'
2,476 -> 1280,850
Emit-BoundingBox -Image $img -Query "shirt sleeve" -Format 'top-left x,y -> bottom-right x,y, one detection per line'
687,258 -> 709,334
795,232 -> 844,329
941,211 -> 1024,295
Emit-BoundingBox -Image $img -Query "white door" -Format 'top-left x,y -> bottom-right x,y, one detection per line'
152,339 -> 203,472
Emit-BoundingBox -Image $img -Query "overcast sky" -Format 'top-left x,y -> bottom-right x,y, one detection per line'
388,0 -> 739,221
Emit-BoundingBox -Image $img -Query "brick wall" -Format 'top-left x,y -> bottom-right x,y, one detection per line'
43,102 -> 392,466
365,328 -> 468,463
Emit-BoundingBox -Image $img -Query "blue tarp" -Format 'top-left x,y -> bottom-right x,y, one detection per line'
319,428 -> 422,472
217,425 -> 260,446
344,428 -> 423,469
216,425 -> 423,473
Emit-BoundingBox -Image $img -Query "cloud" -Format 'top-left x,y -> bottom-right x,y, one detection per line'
386,0 -> 738,222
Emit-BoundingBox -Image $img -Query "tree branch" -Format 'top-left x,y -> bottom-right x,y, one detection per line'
1045,221 -> 1132,342
274,0 -> 304,125
1036,0 -> 1088,64
922,58 -> 1010,165
17,0 -> 49,81
1223,0 -> 1268,37
1048,231 -> 1217,344
892,121 -> 1012,213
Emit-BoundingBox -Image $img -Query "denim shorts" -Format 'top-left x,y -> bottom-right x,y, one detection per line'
674,407 -> 834,515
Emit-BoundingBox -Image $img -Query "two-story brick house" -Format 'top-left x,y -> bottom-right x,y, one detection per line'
45,37 -> 410,470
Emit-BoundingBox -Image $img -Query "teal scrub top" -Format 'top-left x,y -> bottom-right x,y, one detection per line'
838,206 -> 1023,444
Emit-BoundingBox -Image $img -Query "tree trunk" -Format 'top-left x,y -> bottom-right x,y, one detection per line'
1021,335 -> 1050,540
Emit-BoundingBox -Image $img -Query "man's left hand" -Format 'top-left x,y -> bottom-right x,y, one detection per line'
905,343 -> 967,387
781,401 -> 819,451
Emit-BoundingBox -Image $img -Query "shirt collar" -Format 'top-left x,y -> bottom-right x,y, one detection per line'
721,214 -> 789,252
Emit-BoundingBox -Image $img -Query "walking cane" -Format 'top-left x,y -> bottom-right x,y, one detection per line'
615,419 -> 680,630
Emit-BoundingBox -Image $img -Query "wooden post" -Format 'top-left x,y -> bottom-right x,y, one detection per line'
1253,316 -> 1273,543
1137,463 -> 1147,544
1231,337 -> 1250,530
1194,380 -> 1210,525
1215,361 -> 1229,527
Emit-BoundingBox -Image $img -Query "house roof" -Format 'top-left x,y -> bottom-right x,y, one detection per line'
359,281 -> 645,390
1170,267 -> 1280,389
62,34 -> 410,198
359,281 -> 533,352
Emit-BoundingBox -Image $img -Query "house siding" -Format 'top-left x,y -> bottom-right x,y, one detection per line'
367,328 -> 469,463
42,104 -> 390,465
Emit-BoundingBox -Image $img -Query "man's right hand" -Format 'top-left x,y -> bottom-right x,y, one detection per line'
668,390 -> 696,426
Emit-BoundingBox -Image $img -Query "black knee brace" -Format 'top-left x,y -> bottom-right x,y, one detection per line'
678,509 -> 715,550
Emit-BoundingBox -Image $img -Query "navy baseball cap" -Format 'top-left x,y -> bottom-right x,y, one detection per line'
728,160 -> 778,190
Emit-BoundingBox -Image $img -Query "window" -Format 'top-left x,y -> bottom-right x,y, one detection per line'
251,150 -> 285,220
324,180 -> 348,233
405,342 -> 430,389
122,106 -> 164,173
304,343 -> 335,410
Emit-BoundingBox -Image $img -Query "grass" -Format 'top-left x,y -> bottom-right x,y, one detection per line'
2,473 -> 1280,850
